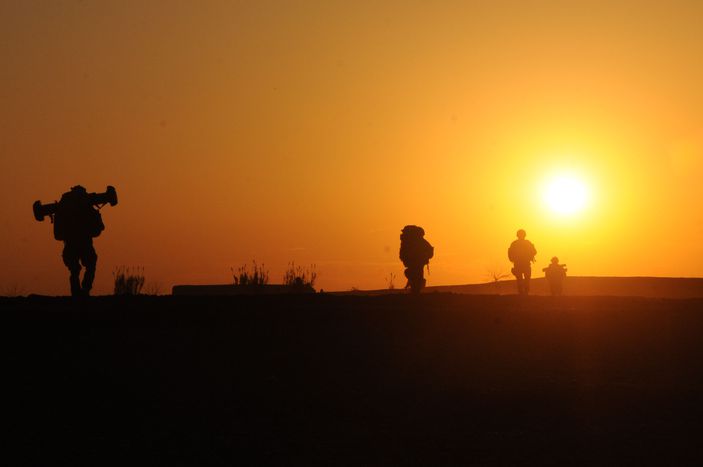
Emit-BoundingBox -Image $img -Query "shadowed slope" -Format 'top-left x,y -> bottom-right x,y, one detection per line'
429,276 -> 703,298
4,294 -> 703,465
337,276 -> 703,298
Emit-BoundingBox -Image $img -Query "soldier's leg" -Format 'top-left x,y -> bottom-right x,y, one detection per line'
408,267 -> 423,294
512,267 -> 521,294
416,267 -> 426,293
554,280 -> 563,296
80,244 -> 98,295
515,270 -> 526,295
62,244 -> 82,297
517,272 -> 525,295
524,268 -> 532,295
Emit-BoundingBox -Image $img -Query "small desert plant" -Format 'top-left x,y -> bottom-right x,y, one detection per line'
2,282 -> 26,297
113,266 -> 146,295
231,261 -> 270,286
144,281 -> 163,296
486,267 -> 511,294
386,272 -> 397,290
283,262 -> 317,290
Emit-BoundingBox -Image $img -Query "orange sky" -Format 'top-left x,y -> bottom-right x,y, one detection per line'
2,1 -> 703,295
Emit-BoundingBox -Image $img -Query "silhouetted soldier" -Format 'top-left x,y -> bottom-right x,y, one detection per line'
53,186 -> 107,296
508,229 -> 537,295
34,185 -> 117,296
399,225 -> 434,294
543,256 -> 567,296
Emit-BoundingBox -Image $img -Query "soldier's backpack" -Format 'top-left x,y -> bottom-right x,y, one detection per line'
399,225 -> 434,267
508,239 -> 536,264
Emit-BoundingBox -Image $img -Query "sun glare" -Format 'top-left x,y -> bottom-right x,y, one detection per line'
543,175 -> 590,216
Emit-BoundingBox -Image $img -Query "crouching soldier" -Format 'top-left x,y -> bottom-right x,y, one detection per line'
543,257 -> 567,296
399,225 -> 434,294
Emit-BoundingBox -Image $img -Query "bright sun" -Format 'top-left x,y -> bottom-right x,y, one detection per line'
543,175 -> 590,216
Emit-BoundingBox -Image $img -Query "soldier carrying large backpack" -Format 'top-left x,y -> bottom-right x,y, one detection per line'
33,185 -> 117,296
399,225 -> 434,294
543,256 -> 567,296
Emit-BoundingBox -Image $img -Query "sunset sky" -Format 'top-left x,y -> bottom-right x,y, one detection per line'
2,1 -> 703,295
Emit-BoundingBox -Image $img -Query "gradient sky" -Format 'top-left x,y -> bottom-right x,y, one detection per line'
2,1 -> 703,295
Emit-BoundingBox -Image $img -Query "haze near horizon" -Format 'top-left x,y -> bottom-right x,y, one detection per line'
2,1 -> 703,294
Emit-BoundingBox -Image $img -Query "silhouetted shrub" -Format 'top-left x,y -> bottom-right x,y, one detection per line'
387,272 -> 396,290
113,266 -> 145,295
231,261 -> 270,286
283,262 -> 317,290
2,283 -> 26,297
486,267 -> 511,295
144,281 -> 163,296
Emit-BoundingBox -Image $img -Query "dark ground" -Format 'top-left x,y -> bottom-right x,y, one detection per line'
4,294 -> 703,465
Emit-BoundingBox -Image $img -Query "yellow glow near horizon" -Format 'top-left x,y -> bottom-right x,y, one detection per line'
543,174 -> 590,216
3,2 -> 703,294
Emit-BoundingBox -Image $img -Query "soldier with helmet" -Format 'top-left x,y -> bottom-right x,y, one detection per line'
399,225 -> 434,294
508,229 -> 537,295
543,256 -> 567,296
33,185 -> 117,296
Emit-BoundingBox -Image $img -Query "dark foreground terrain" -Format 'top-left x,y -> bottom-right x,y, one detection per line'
4,294 -> 703,465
